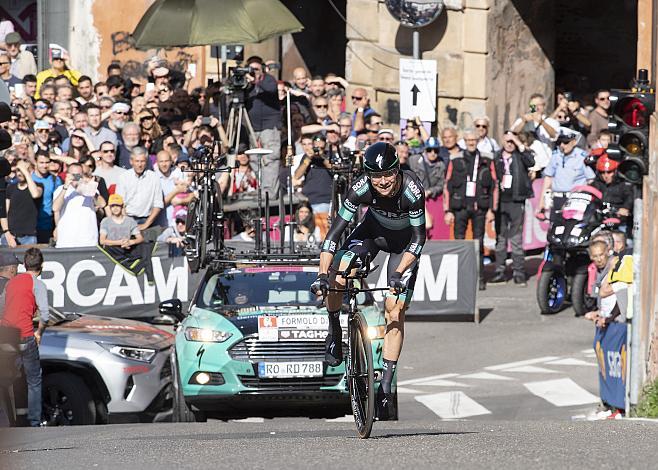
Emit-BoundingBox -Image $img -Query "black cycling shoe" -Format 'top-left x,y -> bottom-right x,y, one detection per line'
324,330 -> 343,366
375,384 -> 394,421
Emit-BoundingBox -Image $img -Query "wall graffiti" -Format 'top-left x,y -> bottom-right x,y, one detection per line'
106,29 -> 199,83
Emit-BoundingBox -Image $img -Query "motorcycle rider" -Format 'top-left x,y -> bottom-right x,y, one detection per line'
590,152 -> 633,229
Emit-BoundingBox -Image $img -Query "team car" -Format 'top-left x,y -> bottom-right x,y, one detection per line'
11,308 -> 174,426
162,260 -> 396,421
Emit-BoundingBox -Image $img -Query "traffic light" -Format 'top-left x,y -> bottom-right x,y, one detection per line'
607,69 -> 655,185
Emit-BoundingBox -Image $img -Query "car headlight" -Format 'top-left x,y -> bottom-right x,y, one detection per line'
100,344 -> 156,363
184,327 -> 232,343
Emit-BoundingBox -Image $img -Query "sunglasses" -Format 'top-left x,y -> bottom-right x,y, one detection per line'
176,219 -> 186,224
34,104 -> 49,110
601,170 -> 615,174
140,116 -> 154,122
598,96 -> 610,101
426,148 -> 438,153
475,124 -> 488,129
378,137 -> 394,142
351,96 -> 364,100
314,104 -> 328,109
370,169 -> 398,179
109,204 -> 123,208
37,129 -> 50,133
0,62 -> 9,66
101,149 -> 115,153
114,111 -> 128,115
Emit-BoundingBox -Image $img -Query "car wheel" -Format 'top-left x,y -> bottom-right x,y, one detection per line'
171,348 -> 205,423
43,372 -> 96,425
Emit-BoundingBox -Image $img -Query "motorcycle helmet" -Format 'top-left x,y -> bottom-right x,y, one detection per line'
363,142 -> 399,175
596,154 -> 619,172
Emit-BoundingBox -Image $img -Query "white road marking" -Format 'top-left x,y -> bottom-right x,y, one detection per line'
524,378 -> 599,407
415,391 -> 491,419
396,386 -> 424,394
581,348 -> 593,353
504,365 -> 558,374
546,358 -> 598,367
325,415 -> 354,423
485,356 -> 559,371
231,417 -> 264,423
458,372 -> 515,381
397,373 -> 459,386
419,379 -> 470,387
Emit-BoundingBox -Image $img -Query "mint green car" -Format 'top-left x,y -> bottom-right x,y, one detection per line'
162,263 -> 395,421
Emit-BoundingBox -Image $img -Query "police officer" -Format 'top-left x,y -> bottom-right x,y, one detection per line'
536,132 -> 595,221
443,128 -> 498,290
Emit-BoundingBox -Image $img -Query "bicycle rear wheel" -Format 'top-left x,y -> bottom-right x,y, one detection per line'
347,311 -> 375,439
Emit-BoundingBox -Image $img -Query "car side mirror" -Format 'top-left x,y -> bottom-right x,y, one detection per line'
158,299 -> 185,322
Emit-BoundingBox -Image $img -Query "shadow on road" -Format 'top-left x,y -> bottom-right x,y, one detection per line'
406,308 -> 493,324
371,430 -> 479,439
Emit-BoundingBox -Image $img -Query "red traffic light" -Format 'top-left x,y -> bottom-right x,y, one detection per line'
619,97 -> 649,127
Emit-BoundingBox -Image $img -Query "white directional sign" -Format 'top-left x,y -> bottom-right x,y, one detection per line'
399,58 -> 437,122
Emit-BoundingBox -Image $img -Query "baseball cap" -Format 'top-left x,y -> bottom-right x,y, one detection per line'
108,194 -> 124,206
51,48 -> 64,60
377,128 -> 395,136
5,32 -> 22,45
176,153 -> 190,164
0,251 -> 20,267
425,136 -> 440,149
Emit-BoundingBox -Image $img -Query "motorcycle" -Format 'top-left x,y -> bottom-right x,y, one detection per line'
536,185 -> 621,316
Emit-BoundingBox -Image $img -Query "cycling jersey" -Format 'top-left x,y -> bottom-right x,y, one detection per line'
321,170 -> 426,257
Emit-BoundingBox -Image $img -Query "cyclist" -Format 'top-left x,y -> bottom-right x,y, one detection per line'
310,141 -> 426,419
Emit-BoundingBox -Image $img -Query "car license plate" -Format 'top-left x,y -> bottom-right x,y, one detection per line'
258,361 -> 323,378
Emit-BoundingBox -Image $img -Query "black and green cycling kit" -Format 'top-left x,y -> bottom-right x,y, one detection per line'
321,170 -> 427,301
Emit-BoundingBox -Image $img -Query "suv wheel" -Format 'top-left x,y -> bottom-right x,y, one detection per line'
43,372 -> 96,425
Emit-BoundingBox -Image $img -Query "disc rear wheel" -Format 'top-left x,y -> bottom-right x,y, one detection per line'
347,312 -> 375,439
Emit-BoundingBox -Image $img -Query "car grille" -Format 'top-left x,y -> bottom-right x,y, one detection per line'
238,375 -> 343,391
229,337 -> 332,362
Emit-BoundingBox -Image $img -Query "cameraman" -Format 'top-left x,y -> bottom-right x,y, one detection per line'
245,56 -> 281,197
294,134 -> 332,237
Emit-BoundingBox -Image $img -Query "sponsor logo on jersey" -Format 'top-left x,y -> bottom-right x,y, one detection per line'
348,239 -> 363,249
344,199 -> 358,212
322,240 -> 337,252
407,180 -> 422,199
352,177 -> 369,196
407,243 -> 422,255
372,208 -> 407,220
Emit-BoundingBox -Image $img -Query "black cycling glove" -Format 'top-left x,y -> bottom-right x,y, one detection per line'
388,271 -> 405,294
311,273 -> 330,296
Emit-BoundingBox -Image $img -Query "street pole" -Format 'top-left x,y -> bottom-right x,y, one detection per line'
629,195 -> 643,408
412,30 -> 420,59
36,0 -> 47,71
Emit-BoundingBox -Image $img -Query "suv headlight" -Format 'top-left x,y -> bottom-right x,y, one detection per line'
184,327 -> 232,343
99,344 -> 156,363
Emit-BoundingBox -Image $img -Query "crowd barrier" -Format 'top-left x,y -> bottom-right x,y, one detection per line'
595,323 -> 627,410
6,239 -> 480,320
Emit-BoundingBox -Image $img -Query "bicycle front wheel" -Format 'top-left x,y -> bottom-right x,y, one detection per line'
347,311 -> 375,439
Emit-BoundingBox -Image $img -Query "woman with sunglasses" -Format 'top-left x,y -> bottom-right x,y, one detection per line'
137,110 -> 162,140
79,155 -> 110,219
67,129 -> 93,162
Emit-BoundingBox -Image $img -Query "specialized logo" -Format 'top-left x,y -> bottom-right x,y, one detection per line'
376,154 -> 384,169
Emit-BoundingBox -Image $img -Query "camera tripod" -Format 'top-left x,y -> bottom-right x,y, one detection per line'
223,89 -> 258,158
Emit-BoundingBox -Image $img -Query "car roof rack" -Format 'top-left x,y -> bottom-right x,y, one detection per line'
184,142 -> 323,272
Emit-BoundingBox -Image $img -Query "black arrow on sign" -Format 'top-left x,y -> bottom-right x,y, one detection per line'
411,84 -> 420,106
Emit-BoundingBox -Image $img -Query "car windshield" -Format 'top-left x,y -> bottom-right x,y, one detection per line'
197,269 -> 319,308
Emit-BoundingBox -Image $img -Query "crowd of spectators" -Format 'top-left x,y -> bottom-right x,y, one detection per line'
0,22 -> 634,293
